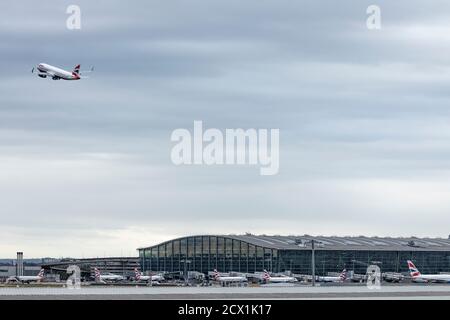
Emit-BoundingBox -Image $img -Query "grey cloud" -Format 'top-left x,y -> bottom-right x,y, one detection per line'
1,0 -> 450,257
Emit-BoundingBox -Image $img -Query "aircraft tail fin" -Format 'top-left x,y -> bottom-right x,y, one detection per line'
407,260 -> 421,278
134,268 -> 141,280
73,64 -> 81,74
339,269 -> 347,281
94,267 -> 101,280
37,269 -> 45,279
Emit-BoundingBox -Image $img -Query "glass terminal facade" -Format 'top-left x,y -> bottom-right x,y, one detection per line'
138,236 -> 450,275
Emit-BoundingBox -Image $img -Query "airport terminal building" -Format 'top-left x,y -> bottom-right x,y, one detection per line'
42,257 -> 139,280
138,234 -> 450,276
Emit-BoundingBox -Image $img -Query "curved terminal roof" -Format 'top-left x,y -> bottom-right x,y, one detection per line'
138,234 -> 450,252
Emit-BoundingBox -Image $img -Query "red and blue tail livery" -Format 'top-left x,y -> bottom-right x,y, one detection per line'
407,260 -> 421,278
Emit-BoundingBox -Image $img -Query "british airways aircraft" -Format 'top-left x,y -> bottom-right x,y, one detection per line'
134,268 -> 165,283
263,270 -> 297,283
93,267 -> 124,283
31,63 -> 93,80
316,269 -> 347,283
6,269 -> 45,284
212,269 -> 248,285
407,260 -> 450,283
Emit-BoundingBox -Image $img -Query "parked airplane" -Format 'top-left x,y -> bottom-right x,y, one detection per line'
31,63 -> 93,80
316,269 -> 347,283
6,269 -> 45,284
407,260 -> 450,283
213,269 -> 247,285
93,267 -> 124,283
134,268 -> 164,282
263,270 -> 297,283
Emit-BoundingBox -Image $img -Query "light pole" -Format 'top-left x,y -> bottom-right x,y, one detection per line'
264,258 -> 272,273
304,239 -> 322,287
311,240 -> 316,287
181,259 -> 191,285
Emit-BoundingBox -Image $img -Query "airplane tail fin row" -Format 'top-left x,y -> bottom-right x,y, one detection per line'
407,260 -> 421,278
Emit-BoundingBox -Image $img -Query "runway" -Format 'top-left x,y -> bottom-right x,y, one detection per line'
0,285 -> 449,299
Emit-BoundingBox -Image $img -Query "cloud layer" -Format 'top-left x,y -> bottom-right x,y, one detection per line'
1,1 -> 450,257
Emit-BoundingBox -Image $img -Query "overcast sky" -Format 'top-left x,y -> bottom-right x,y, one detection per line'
1,1 -> 450,258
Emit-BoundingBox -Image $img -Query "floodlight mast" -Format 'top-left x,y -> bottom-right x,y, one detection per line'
303,239 -> 323,287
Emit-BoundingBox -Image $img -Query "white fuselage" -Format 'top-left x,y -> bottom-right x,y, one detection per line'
317,276 -> 343,283
15,276 -> 43,282
98,274 -> 124,282
265,276 -> 297,283
215,276 -> 247,283
17,276 -> 40,281
137,274 -> 164,282
413,274 -> 450,283
36,63 -> 79,80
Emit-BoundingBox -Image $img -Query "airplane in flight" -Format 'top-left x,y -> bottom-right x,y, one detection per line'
93,267 -> 124,283
6,269 -> 45,284
263,270 -> 297,283
407,260 -> 450,283
316,269 -> 347,283
134,268 -> 164,283
212,269 -> 248,285
31,63 -> 93,80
